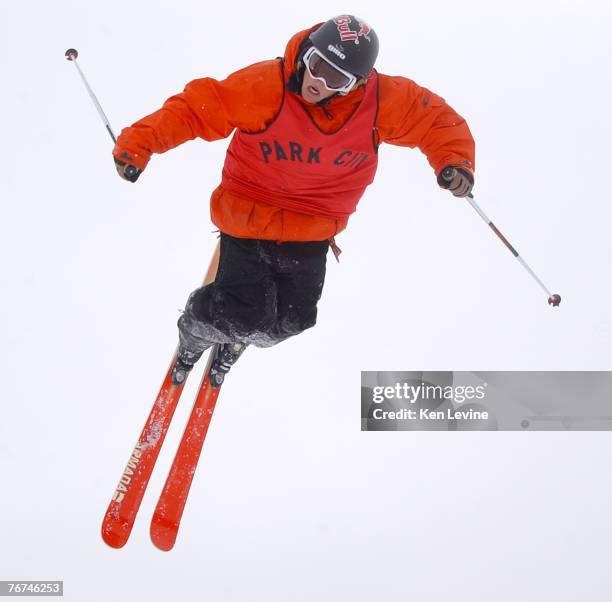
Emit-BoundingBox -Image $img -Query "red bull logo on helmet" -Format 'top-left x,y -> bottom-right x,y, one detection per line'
334,16 -> 358,43
334,15 -> 373,45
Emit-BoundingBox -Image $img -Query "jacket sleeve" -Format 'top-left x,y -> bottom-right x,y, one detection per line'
376,74 -> 475,177
113,61 -> 284,170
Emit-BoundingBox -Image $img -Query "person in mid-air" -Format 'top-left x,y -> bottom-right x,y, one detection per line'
112,15 -> 475,386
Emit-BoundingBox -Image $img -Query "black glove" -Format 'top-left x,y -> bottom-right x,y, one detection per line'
437,166 -> 474,197
114,156 -> 142,183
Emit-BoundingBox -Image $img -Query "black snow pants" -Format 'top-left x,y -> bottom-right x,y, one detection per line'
178,233 -> 329,353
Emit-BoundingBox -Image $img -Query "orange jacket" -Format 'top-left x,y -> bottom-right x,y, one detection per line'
113,26 -> 475,242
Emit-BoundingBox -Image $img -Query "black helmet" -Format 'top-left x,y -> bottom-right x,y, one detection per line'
308,15 -> 379,78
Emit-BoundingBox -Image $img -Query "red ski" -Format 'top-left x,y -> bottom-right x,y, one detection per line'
101,243 -> 220,549
150,346 -> 223,551
101,352 -> 187,548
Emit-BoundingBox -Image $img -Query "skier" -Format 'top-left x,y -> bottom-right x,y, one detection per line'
112,15 -> 475,387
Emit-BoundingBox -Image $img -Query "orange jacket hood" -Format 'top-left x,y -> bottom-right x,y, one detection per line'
282,24 -> 321,80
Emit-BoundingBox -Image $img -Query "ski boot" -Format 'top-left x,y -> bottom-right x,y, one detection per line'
171,346 -> 207,387
208,342 -> 247,388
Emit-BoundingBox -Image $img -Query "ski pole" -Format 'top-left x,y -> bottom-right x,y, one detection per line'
441,168 -> 561,307
65,48 -> 139,179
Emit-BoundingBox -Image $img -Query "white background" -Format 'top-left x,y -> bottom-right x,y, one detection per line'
2,1 -> 612,600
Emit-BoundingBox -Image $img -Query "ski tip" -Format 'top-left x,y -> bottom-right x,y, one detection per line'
101,515 -> 133,549
151,538 -> 177,552
150,518 -> 179,552
152,539 -> 176,552
101,528 -> 129,549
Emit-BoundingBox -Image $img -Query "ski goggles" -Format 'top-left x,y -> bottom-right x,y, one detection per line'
303,47 -> 358,95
